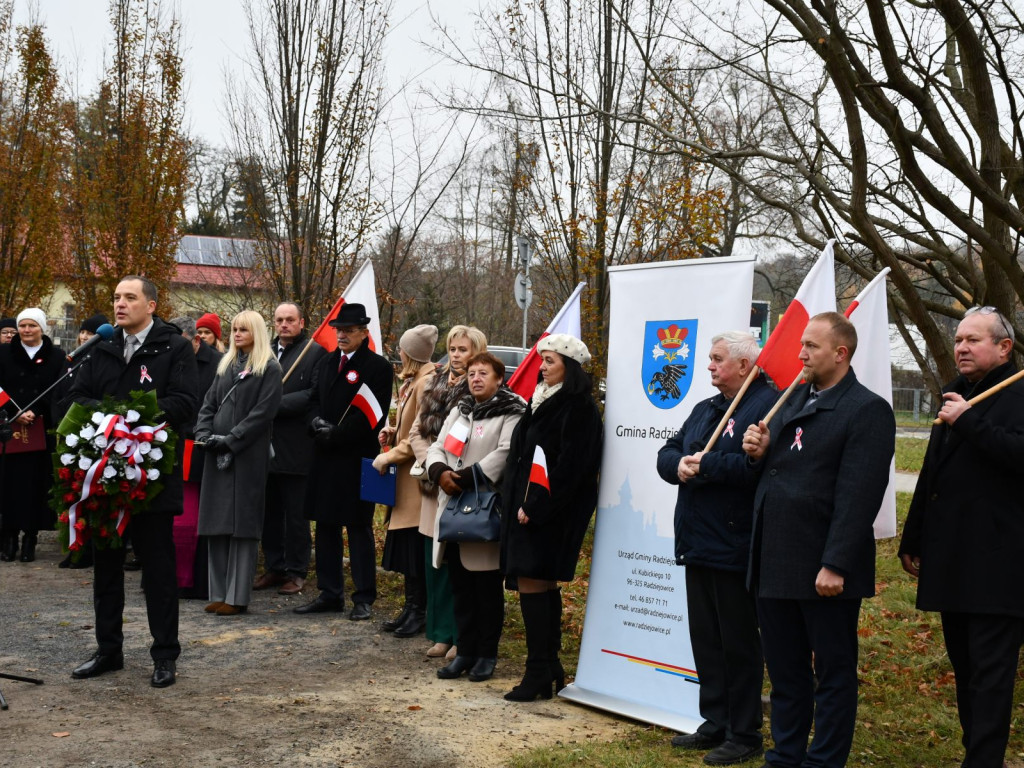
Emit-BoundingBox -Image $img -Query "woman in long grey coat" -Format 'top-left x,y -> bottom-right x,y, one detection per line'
196,310 -> 283,615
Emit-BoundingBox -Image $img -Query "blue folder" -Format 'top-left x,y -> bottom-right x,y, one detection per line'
360,457 -> 397,506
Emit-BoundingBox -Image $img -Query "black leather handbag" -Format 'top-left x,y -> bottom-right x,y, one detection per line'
437,465 -> 502,543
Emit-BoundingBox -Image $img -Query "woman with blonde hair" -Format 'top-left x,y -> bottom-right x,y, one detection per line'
373,324 -> 439,636
196,310 -> 283,615
408,324 -> 487,658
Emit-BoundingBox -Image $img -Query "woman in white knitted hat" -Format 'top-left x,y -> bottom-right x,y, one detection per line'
0,308 -> 66,561
372,324 -> 439,637
499,333 -> 603,701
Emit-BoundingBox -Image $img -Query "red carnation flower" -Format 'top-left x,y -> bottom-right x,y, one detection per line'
99,527 -> 109,538
59,468 -> 72,482
74,469 -> 87,482
59,512 -> 69,524
119,481 -> 131,493
71,482 -> 82,493
63,492 -> 76,503
73,520 -> 86,531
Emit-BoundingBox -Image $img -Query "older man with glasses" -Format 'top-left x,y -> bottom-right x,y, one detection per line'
899,305 -> 1024,768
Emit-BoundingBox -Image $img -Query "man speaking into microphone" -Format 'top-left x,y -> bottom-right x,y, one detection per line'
67,276 -> 198,688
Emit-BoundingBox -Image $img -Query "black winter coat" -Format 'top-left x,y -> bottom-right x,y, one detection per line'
899,362 -> 1024,618
750,370 -> 894,600
656,376 -> 777,572
0,336 -> 66,531
303,338 -> 394,525
500,387 -> 602,581
67,317 -> 200,516
270,332 -> 326,475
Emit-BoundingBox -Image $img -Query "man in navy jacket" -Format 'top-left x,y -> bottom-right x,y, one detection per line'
743,312 -> 894,768
658,331 -> 776,765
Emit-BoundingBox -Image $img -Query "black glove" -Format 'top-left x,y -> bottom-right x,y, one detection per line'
310,417 -> 334,443
216,452 -> 234,471
204,434 -> 230,453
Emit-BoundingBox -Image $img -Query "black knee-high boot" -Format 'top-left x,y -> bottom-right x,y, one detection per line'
504,592 -> 554,701
548,587 -> 565,691
0,533 -> 18,562
393,574 -> 426,637
19,531 -> 37,562
382,575 -> 416,632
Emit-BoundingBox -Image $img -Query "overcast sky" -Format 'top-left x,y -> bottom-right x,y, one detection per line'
22,0 -> 477,147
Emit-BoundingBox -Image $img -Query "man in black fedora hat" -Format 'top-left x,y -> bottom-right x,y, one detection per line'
294,303 -> 394,620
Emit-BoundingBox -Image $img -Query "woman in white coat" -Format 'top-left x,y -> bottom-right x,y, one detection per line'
426,352 -> 525,682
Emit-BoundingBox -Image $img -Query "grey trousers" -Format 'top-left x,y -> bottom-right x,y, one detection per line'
208,535 -> 259,607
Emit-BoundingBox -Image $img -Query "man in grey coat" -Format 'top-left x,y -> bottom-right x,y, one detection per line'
742,312 -> 894,768
254,302 -> 326,596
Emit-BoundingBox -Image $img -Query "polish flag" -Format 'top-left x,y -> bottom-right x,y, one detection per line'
508,282 -> 586,399
311,259 -> 383,353
443,419 -> 470,457
0,385 -> 10,409
755,240 -> 837,388
845,268 -> 897,540
529,445 -> 550,491
350,382 -> 384,428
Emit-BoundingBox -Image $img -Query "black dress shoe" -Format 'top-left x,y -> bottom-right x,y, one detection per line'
151,659 -> 176,688
293,595 -> 345,614
703,741 -> 764,766
671,732 -> 725,750
349,602 -> 372,621
72,651 -> 124,679
437,655 -> 477,679
467,657 -> 497,682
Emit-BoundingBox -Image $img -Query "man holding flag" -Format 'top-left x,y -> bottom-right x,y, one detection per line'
899,306 -> 1024,768
656,331 -> 776,765
295,303 -> 394,621
742,312 -> 894,768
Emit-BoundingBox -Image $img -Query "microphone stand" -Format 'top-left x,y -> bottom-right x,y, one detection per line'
0,351 -> 97,709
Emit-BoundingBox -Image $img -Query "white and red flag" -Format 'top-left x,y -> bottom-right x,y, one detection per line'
443,419 -> 470,457
529,445 -> 550,491
845,267 -> 897,539
0,385 -> 11,409
755,240 -> 837,388
508,282 -> 586,400
350,382 -> 384,428
311,259 -> 383,354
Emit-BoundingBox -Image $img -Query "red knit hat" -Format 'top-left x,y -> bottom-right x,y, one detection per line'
196,313 -> 222,340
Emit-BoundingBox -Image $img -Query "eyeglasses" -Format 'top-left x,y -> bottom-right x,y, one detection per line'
964,306 -> 1015,342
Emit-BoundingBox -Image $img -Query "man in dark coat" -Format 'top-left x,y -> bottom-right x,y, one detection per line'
67,276 -> 199,688
295,303 -> 393,621
255,302 -> 326,595
657,331 -> 776,766
742,312 -> 894,768
899,307 -> 1024,768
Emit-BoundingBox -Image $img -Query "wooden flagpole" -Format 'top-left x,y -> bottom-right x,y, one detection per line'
761,374 -> 803,427
931,368 -> 1024,425
703,366 -> 760,453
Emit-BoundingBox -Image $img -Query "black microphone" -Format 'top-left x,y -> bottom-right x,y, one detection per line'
66,323 -> 115,362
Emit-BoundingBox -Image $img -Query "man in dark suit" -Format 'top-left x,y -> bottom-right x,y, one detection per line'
68,276 -> 199,688
254,302 -> 326,596
899,307 -> 1024,768
294,303 -> 393,621
742,312 -> 894,768
657,331 -> 776,765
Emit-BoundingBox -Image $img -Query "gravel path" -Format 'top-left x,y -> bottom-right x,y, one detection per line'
0,532 -> 625,768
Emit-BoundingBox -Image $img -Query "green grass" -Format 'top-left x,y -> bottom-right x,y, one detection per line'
502,494 -> 1024,768
895,436 -> 928,473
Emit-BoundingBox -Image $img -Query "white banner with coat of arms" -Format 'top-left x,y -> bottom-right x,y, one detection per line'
560,256 -> 756,731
